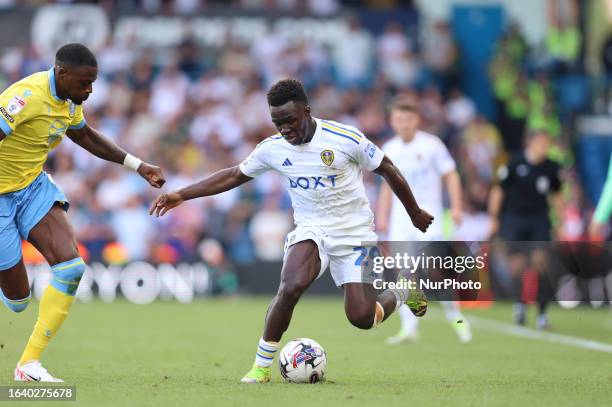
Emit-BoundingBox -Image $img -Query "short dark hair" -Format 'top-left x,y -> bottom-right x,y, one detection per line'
389,94 -> 419,113
55,43 -> 97,68
267,79 -> 308,107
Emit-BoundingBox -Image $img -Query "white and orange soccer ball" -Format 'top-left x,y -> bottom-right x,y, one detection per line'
278,338 -> 327,383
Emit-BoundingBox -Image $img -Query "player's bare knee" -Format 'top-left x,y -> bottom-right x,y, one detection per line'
48,247 -> 80,269
346,306 -> 375,330
279,273 -> 312,302
278,281 -> 308,305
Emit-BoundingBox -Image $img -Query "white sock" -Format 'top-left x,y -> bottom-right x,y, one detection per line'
398,304 -> 419,333
254,338 -> 279,368
441,301 -> 463,323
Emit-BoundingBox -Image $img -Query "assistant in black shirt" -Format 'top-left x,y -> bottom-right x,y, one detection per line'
488,131 -> 563,241
499,154 -> 561,216
487,130 -> 564,329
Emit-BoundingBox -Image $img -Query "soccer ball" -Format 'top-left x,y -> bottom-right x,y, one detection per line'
278,338 -> 327,383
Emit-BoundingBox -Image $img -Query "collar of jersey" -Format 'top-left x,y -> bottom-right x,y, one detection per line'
48,67 -> 63,102
280,118 -> 321,148
305,118 -> 322,146
399,130 -> 422,145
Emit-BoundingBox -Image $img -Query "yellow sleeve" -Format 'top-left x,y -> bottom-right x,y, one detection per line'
68,102 -> 86,130
0,83 -> 39,136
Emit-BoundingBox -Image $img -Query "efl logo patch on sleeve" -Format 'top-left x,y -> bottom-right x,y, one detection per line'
365,143 -> 376,159
6,96 -> 26,115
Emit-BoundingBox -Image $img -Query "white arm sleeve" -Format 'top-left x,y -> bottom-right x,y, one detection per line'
432,138 -> 456,175
350,133 -> 385,172
239,143 -> 271,178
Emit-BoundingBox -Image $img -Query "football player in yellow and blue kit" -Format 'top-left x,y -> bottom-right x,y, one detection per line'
0,43 -> 165,382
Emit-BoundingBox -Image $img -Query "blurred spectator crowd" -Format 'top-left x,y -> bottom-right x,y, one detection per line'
1,0 -> 361,15
0,0 -> 597,270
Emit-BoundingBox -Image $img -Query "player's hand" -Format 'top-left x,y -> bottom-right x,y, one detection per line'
410,208 -> 434,233
451,207 -> 463,226
138,163 -> 166,188
149,192 -> 184,217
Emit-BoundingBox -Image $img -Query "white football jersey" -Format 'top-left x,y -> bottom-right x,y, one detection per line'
240,118 -> 384,234
382,130 -> 455,240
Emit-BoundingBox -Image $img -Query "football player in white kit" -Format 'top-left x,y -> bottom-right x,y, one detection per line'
150,79 -> 434,383
377,95 -> 472,344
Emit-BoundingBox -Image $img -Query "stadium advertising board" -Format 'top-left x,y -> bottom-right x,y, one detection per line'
29,4 -> 351,56
21,241 -> 612,307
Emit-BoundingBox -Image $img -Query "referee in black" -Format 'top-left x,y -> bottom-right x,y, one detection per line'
488,129 -> 564,329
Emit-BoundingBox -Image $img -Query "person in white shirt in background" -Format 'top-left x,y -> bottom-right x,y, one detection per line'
377,94 -> 473,344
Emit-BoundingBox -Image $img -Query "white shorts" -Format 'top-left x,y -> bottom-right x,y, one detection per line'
283,225 -> 378,287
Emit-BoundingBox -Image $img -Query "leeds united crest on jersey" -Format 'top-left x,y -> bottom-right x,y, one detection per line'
321,150 -> 334,166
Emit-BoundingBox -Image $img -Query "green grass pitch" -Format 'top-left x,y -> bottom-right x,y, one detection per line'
1,298 -> 610,406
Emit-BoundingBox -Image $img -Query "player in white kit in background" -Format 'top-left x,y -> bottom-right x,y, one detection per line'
377,95 -> 473,344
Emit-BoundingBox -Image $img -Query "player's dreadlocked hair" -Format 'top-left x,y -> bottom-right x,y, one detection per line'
56,43 -> 97,68
267,79 -> 308,107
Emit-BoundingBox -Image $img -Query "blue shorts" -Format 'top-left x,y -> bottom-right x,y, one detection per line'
0,172 -> 69,270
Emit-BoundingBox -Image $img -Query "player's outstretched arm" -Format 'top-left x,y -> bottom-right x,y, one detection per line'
376,182 -> 393,234
66,124 -> 165,188
443,170 -> 463,226
374,155 -> 433,233
487,185 -> 503,239
149,165 -> 252,217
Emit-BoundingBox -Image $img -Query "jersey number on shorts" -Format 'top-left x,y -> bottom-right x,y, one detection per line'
353,246 -> 381,267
